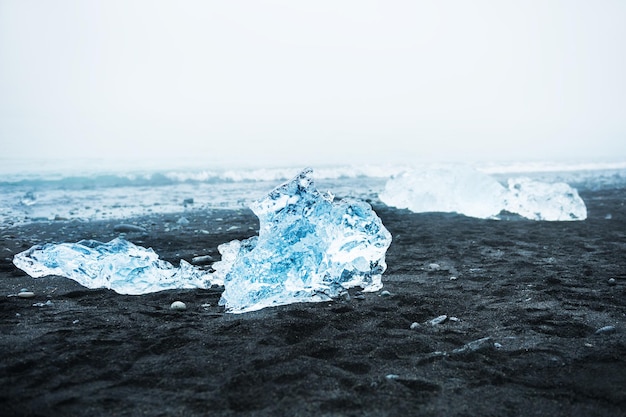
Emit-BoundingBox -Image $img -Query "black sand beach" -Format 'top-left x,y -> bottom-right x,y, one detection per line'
1,188 -> 625,416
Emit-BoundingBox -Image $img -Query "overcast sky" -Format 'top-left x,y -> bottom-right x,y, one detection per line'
1,0 -> 625,169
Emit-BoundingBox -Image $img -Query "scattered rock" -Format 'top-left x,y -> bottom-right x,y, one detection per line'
177,217 -> 190,226
183,198 -> 194,206
191,255 -> 214,265
608,278 -> 616,286
113,224 -> 147,233
428,263 -> 441,271
17,291 -> 35,299
451,337 -> 492,355
170,301 -> 187,311
449,276 -> 457,281
379,290 -> 392,297
410,322 -> 420,330
595,325 -> 616,335
428,315 -> 448,326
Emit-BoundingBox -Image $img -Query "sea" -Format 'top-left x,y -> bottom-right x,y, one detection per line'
1,158 -> 626,229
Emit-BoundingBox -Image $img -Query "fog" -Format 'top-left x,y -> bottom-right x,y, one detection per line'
1,1 -> 625,170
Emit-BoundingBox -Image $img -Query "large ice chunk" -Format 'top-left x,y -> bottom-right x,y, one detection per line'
503,177 -> 587,221
380,166 -> 587,221
379,166 -> 506,218
13,238 -> 212,295
215,168 -> 392,313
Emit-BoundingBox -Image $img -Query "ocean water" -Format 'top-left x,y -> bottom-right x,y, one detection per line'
1,158 -> 625,229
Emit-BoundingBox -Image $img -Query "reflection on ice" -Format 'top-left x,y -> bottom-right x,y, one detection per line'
380,166 -> 587,221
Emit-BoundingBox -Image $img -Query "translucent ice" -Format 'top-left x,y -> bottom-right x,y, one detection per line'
215,168 -> 392,313
503,177 -> 587,221
380,166 -> 587,221
379,166 -> 506,218
13,238 -> 213,295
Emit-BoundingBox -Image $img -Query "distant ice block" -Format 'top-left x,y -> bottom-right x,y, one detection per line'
215,168 -> 392,313
13,238 -> 213,295
503,177 -> 587,221
380,166 -> 587,221
379,166 -> 506,218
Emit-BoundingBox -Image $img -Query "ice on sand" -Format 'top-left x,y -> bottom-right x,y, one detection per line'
214,168 -> 392,313
380,166 -> 587,221
13,238 -> 212,295
503,177 -> 587,221
379,166 -> 506,219
13,168 -> 392,313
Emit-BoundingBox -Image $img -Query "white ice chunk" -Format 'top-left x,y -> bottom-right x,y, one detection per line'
215,168 -> 392,313
379,166 -> 506,218
503,177 -> 587,221
380,166 -> 587,221
13,238 -> 213,295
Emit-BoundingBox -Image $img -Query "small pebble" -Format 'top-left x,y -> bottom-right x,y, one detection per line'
428,263 -> 441,271
17,291 -> 35,299
380,290 -> 392,297
114,224 -> 147,233
191,255 -> 214,265
608,278 -> 616,286
429,315 -> 448,326
595,325 -> 616,335
449,316 -> 460,322
493,342 -> 503,350
385,374 -> 400,380
354,292 -> 366,300
449,276 -> 457,281
170,301 -> 187,311
177,217 -> 190,226
410,322 -> 420,330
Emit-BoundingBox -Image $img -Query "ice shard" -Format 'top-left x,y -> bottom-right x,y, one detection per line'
13,238 -> 213,295
214,168 -> 392,313
379,166 -> 587,221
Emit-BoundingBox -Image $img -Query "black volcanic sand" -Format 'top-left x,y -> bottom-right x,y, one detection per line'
1,189 -> 625,417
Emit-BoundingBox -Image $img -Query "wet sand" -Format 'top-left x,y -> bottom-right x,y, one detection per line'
1,189 -> 625,416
